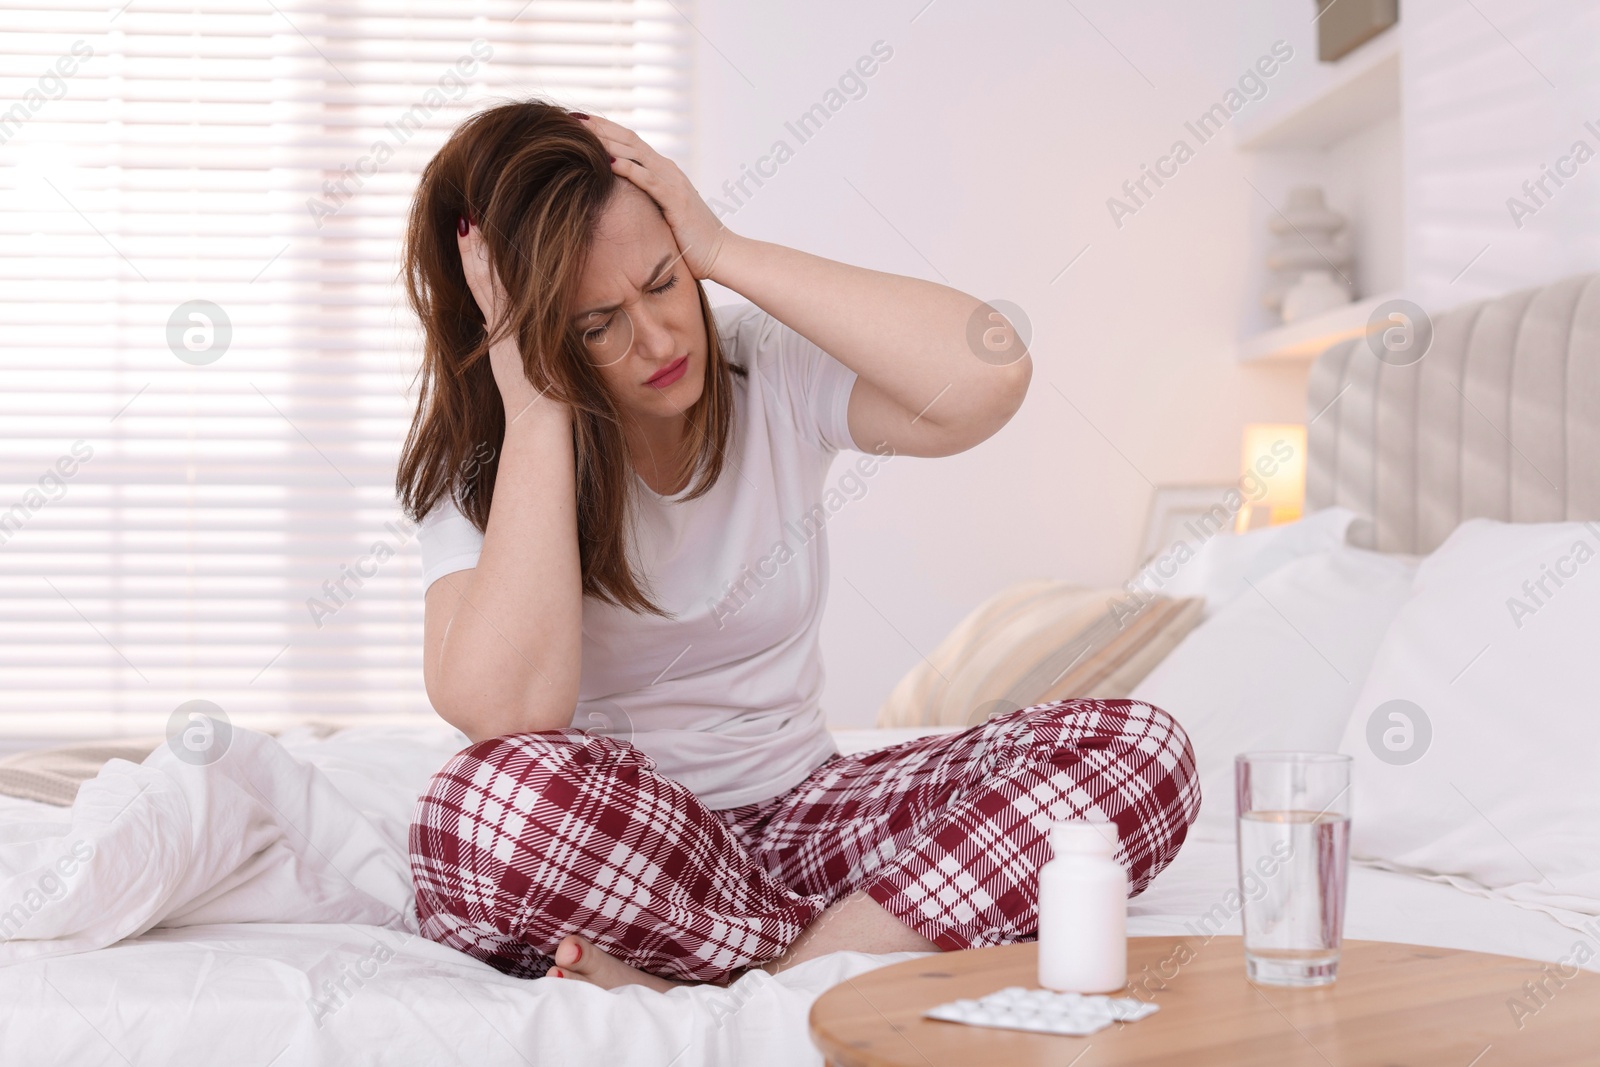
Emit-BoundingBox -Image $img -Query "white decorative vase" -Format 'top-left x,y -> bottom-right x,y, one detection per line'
1262,186 -> 1354,322
1281,270 -> 1351,323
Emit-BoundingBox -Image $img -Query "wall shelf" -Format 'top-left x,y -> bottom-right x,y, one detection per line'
1234,21 -> 1405,364
1238,291 -> 1398,363
1235,30 -> 1400,152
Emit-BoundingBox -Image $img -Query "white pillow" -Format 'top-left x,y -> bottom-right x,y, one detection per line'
1132,506 -> 1360,615
1337,519 -> 1600,917
1131,544 -> 1417,842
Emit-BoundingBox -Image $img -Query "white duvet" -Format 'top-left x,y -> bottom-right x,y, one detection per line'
0,727 -> 413,962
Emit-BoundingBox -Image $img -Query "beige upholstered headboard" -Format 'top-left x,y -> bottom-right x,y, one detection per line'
1306,273 -> 1600,555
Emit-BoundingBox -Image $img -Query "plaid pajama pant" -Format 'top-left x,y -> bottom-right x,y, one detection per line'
408,699 -> 1199,983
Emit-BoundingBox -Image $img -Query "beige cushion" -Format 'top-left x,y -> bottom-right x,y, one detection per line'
0,722 -> 347,806
0,737 -> 164,807
875,580 -> 1203,729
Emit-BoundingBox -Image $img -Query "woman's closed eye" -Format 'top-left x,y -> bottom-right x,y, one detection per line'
583,275 -> 678,343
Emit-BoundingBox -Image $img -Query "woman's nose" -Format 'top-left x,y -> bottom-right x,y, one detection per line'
629,304 -> 677,360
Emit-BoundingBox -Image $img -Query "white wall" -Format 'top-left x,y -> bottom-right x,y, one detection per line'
690,2 -> 1327,725
1401,0 -> 1600,307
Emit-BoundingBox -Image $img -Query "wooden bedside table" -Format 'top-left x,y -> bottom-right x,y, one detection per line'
809,936 -> 1599,1066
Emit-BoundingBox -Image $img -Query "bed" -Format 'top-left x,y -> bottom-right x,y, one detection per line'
3,273 -> 1597,1065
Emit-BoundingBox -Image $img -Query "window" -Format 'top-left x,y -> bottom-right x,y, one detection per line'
0,0 -> 692,738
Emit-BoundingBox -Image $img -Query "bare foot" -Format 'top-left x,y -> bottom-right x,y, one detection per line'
547,935 -> 682,992
761,892 -> 939,975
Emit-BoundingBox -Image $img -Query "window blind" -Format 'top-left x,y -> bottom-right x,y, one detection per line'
0,0 -> 693,739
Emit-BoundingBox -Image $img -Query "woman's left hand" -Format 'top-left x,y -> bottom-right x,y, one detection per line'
575,113 -> 735,281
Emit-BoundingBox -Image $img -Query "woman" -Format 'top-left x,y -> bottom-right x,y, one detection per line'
398,100 -> 1199,991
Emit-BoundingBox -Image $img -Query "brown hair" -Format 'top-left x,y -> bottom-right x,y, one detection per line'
395,100 -> 742,615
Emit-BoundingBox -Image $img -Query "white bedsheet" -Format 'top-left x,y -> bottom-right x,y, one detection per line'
1129,837 -> 1600,966
0,724 -> 1592,1066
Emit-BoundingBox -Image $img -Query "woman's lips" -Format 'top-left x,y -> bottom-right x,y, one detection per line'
646,355 -> 688,388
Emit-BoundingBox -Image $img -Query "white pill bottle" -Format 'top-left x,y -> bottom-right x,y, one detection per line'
1037,819 -> 1127,993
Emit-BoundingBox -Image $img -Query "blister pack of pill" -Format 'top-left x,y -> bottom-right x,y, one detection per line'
923,986 -> 1160,1036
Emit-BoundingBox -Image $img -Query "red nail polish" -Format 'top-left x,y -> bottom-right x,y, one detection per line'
571,112 -> 589,120
456,216 -> 469,237
571,942 -> 583,964
550,967 -> 564,978
609,156 -> 616,164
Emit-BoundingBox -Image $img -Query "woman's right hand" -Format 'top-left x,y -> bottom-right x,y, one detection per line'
429,225 -> 583,739
458,221 -> 541,414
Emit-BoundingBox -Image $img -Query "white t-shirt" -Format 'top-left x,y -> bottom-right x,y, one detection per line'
417,300 -> 869,809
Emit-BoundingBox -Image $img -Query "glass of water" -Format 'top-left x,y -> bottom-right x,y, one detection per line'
1234,752 -> 1351,987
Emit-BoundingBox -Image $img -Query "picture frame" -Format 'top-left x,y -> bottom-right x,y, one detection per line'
1136,483 -> 1242,570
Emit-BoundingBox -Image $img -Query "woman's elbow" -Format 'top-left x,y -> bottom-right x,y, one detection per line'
427,669 -> 579,743
937,352 -> 1032,454
993,350 -> 1032,421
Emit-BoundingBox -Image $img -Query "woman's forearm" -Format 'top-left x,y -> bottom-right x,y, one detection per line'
427,383 -> 583,740
707,234 -> 1031,449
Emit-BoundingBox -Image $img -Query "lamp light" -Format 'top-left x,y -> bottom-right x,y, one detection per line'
1236,423 -> 1308,532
